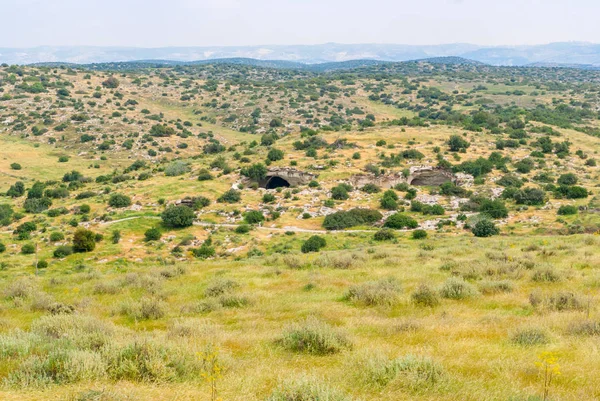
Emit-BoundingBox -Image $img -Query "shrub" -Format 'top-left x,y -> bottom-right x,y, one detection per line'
108,194 -> 131,208
243,210 -> 264,224
164,161 -> 190,177
440,278 -> 478,300
49,232 -> 64,242
331,185 -> 350,200
217,189 -> 241,203
235,224 -> 251,234
345,278 -> 401,306
323,208 -> 382,230
568,320 -> 600,336
72,229 -> 96,252
301,235 -> 326,253
351,351 -> 445,390
361,183 -> 381,194
373,228 -> 396,241
240,163 -> 267,181
532,268 -> 561,283
192,244 -> 215,259
479,199 -> 508,219
267,148 -> 284,161
557,205 -> 578,215
472,219 -> 499,237
411,285 -> 440,307
384,213 -> 418,229
54,245 -> 73,258
144,228 -> 162,242
161,205 -> 195,228
412,229 -> 427,239
10,163 -> 22,170
24,197 -> 52,213
513,188 -> 546,205
478,280 -> 514,295
267,377 -> 353,401
279,317 -> 351,355
102,77 -> 119,88
557,173 -> 577,185
204,278 -> 239,297
21,243 -> 35,254
380,189 -> 399,210
510,327 -> 549,346
119,297 -> 166,320
197,169 -> 213,181
448,135 -> 470,151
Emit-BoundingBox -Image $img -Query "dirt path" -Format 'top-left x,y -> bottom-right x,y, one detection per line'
100,215 -> 374,234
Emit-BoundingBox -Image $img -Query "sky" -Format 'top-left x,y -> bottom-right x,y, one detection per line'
1,0 -> 598,48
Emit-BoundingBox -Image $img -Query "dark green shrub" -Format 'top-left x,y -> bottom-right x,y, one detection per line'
108,194 -> 132,208
161,205 -> 195,228
384,213 -> 418,229
373,229 -> 396,241
472,219 -> 499,237
72,228 -> 96,252
244,210 -> 265,224
144,228 -> 162,242
21,243 -> 35,254
557,205 -> 578,215
412,229 -> 427,239
54,245 -> 73,258
301,235 -> 326,253
323,209 -> 382,230
217,189 -> 241,203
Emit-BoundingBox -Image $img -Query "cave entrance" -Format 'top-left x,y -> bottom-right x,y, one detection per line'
408,173 -> 452,186
265,176 -> 291,189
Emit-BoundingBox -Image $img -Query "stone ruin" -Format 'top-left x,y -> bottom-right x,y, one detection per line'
258,167 -> 319,189
350,166 -> 469,188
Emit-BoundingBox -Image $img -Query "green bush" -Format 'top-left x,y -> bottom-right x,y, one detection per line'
384,213 -> 418,229
243,210 -> 264,224
411,285 -> 440,307
373,228 -> 396,241
301,235 -> 326,253
164,161 -> 190,177
144,228 -> 162,242
72,229 -> 96,253
412,229 -> 427,239
472,219 -> 499,237
217,189 -> 241,203
557,205 -> 578,215
161,205 -> 195,228
323,208 -> 382,230
49,232 -> 64,242
54,245 -> 73,258
108,194 -> 131,208
440,278 -> 478,300
510,327 -> 549,346
267,377 -> 353,401
345,278 -> 401,306
279,317 -> 351,355
21,243 -> 35,254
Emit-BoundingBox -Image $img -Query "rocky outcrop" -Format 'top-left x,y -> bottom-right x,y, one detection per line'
407,166 -> 454,186
259,168 -> 318,188
350,166 -> 462,188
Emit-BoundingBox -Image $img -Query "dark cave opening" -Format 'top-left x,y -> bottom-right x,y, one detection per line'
265,176 -> 291,189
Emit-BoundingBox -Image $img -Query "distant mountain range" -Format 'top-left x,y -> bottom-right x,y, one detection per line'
5,42 -> 600,67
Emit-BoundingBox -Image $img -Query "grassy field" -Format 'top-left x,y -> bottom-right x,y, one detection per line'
0,233 -> 599,401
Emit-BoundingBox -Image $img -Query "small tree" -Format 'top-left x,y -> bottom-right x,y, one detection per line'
108,193 -> 132,208
72,228 -> 97,252
448,135 -> 470,152
102,76 -> 120,88
161,205 -> 195,228
144,228 -> 162,241
472,219 -> 499,237
301,235 -> 326,253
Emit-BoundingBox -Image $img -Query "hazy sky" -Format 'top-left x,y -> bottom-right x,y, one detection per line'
1,0 -> 598,47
